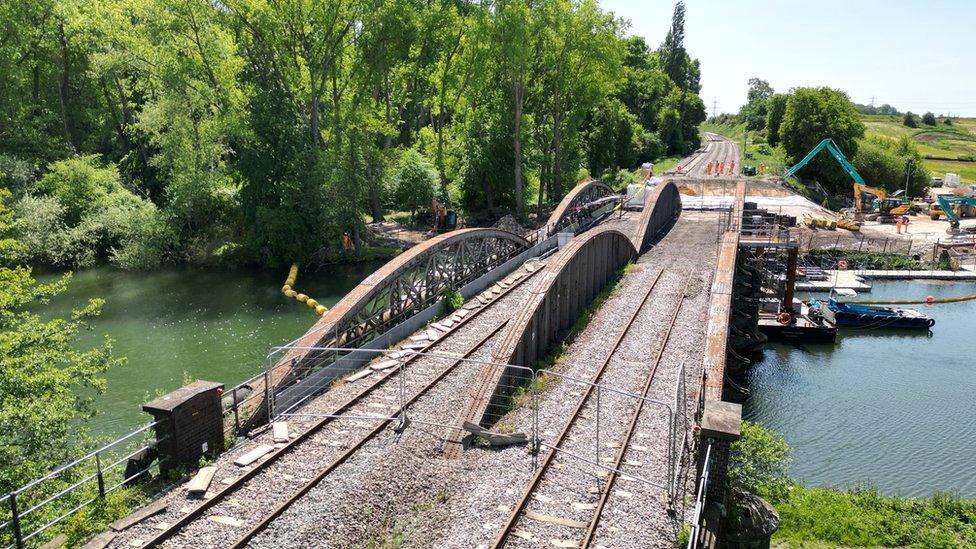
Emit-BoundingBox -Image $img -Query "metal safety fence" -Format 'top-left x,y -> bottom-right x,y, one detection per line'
0,421 -> 165,549
687,442 -> 713,549
264,345 -> 541,469
533,361 -> 691,504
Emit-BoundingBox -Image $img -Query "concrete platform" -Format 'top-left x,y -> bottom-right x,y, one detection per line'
796,270 -> 872,293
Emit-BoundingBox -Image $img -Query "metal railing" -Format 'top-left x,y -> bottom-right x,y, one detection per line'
687,442 -> 713,549
0,421 -> 165,549
534,364 -> 690,502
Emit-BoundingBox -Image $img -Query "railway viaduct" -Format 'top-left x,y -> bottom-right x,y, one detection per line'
90,139 -> 751,549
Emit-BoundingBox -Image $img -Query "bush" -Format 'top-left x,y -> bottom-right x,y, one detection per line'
392,149 -> 439,220
15,157 -> 176,269
903,112 -> 918,128
0,154 -> 37,195
441,289 -> 463,313
729,421 -> 792,502
922,112 -> 937,126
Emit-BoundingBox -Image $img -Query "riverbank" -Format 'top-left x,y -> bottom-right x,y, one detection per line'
731,422 -> 976,548
37,262 -> 384,439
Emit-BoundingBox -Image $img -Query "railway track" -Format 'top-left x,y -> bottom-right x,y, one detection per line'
490,268 -> 693,548
670,133 -> 740,178
119,261 -> 547,549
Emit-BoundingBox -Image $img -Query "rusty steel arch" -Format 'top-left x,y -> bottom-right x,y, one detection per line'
632,180 -> 681,253
273,228 -> 530,385
545,177 -> 618,236
445,228 -> 637,454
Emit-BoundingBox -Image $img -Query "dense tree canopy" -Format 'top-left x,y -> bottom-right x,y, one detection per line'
780,87 -> 866,194
0,0 -> 707,268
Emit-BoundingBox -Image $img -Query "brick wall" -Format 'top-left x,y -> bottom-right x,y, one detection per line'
144,380 -> 225,474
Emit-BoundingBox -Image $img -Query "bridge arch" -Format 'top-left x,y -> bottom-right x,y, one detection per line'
545,177 -> 618,236
631,180 -> 681,253
274,228 -> 531,386
447,227 -> 637,449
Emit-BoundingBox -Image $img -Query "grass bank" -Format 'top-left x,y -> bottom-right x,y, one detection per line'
775,486 -> 976,548
730,422 -> 976,548
863,114 -> 976,183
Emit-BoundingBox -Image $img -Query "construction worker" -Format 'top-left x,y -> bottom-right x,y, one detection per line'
730,160 -> 736,174
902,216 -> 910,233
895,217 -> 903,234
718,161 -> 724,175
342,231 -> 352,250
706,161 -> 713,175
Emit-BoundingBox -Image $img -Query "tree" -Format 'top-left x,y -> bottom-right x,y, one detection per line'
780,87 -> 865,194
922,112 -> 937,126
765,93 -> 789,147
741,78 -> 773,131
903,112 -> 918,128
0,188 -> 123,495
392,150 -> 439,220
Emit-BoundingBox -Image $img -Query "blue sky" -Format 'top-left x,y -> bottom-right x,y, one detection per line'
600,0 -> 976,116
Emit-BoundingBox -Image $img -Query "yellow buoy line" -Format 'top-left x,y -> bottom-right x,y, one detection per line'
281,263 -> 329,316
853,294 -> 976,305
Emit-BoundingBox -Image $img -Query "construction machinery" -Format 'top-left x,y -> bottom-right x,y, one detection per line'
930,194 -> 976,231
852,184 -> 914,219
785,138 -> 907,222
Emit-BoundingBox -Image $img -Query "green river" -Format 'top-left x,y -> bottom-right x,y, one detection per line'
746,280 -> 976,498
38,263 -> 382,438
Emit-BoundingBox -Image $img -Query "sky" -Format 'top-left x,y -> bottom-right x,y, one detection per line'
599,0 -> 976,117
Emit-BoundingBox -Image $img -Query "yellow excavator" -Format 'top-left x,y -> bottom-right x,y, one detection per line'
853,184 -> 913,220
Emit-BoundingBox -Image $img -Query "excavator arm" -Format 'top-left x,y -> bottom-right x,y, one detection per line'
784,138 -> 868,186
935,194 -> 976,229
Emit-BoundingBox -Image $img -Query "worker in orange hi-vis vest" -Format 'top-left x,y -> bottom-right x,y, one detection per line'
895,217 -> 903,234
706,161 -> 713,175
718,161 -> 724,175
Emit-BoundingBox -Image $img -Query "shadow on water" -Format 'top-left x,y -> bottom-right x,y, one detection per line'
36,262 -> 384,437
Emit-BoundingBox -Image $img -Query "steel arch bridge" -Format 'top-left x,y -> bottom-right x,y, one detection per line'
277,228 -> 531,377
545,177 -> 618,236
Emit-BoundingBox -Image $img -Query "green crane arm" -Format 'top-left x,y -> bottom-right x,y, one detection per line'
784,138 -> 867,185
936,194 -> 976,229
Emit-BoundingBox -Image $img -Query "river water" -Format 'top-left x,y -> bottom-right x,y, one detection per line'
38,263 -> 382,439
745,280 -> 976,497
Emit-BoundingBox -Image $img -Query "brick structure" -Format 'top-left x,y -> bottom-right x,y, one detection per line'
144,380 -> 225,474
698,399 -> 742,505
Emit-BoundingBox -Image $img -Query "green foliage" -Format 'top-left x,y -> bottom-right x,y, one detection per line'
922,112 -> 937,126
0,188 -> 126,546
0,0 -> 709,266
392,150 -> 440,219
807,249 -> 923,270
740,78 -> 773,131
904,112 -> 919,128
732,423 -> 976,548
775,487 -> 976,548
765,93 -> 789,147
728,421 -> 792,503
780,87 -> 865,194
441,289 -> 463,313
15,157 -> 175,270
852,136 -> 930,197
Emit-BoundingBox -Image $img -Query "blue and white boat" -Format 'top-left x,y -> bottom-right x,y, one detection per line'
822,297 -> 934,329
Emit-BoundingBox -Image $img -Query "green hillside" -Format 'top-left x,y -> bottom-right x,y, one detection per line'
862,114 -> 976,183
